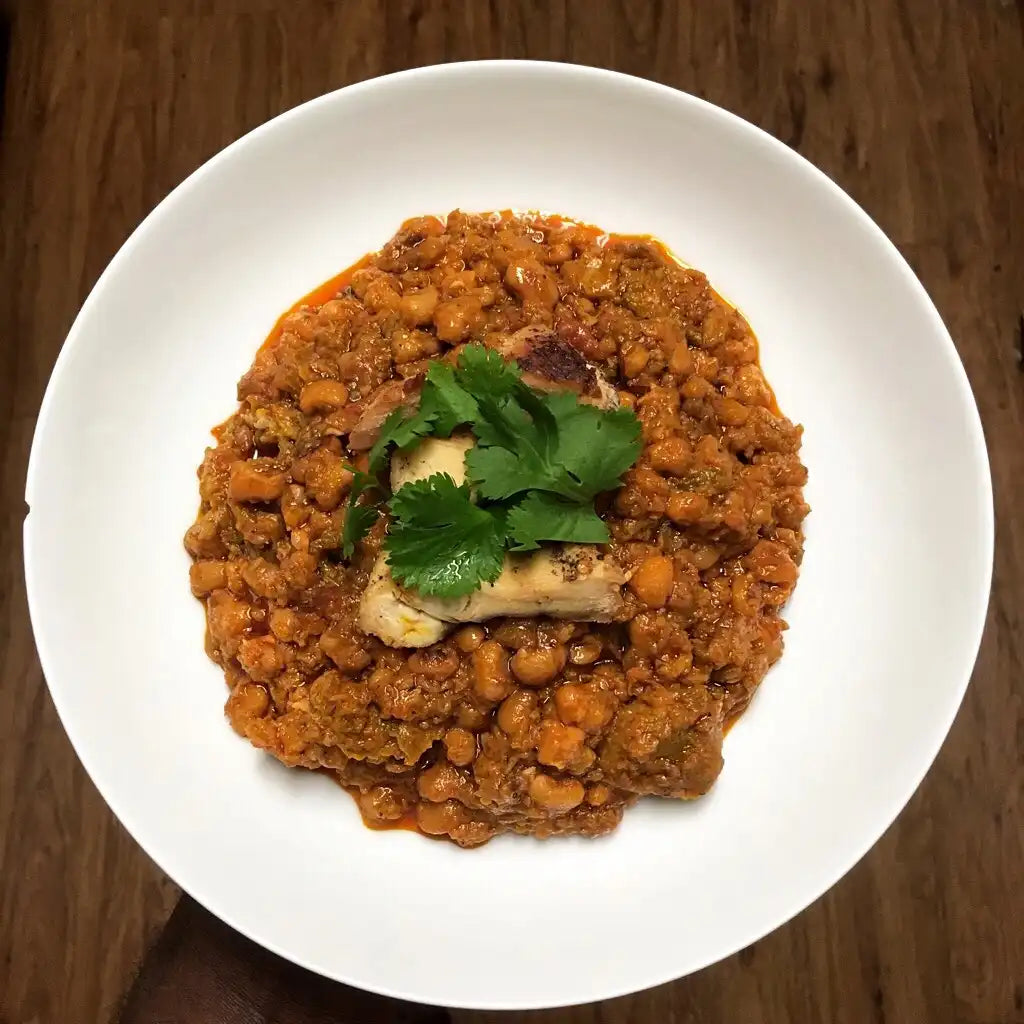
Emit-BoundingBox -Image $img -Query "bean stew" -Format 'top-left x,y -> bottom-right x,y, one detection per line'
185,211 -> 808,847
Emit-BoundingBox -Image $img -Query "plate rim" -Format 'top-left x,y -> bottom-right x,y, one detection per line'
23,60 -> 995,1010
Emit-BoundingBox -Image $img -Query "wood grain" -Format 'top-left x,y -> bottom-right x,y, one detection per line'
116,896 -> 451,1024
0,1 -> 1020,1022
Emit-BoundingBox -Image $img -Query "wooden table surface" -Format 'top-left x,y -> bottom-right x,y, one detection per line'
1,2 -> 1021,1022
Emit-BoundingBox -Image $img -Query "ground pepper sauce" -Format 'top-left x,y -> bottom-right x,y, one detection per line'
187,211 -> 807,846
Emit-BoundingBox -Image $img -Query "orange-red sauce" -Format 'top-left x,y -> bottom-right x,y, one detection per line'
258,212 -> 778,414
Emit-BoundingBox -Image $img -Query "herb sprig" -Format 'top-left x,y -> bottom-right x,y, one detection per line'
342,345 -> 642,598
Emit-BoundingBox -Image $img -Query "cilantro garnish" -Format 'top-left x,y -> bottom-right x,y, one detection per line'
367,407 -> 431,476
340,344 -> 643,599
531,391 -> 644,500
419,360 -> 481,436
368,361 -> 481,475
340,467 -> 381,559
465,390 -> 640,502
506,491 -> 610,552
454,344 -> 522,399
385,474 -> 506,597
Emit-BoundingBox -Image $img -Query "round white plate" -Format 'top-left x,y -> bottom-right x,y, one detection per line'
25,62 -> 993,1009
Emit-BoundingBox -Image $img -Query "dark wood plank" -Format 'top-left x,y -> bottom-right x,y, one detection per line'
0,4 -> 184,1023
117,895 -> 450,1024
0,1 -> 1020,1023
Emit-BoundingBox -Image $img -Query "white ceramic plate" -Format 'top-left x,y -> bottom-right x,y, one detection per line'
25,62 -> 992,1009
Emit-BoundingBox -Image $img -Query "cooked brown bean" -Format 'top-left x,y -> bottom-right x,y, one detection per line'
456,704 -> 488,731
454,625 -> 486,653
398,285 -> 439,326
716,396 -> 750,426
510,645 -> 567,687
491,620 -> 537,650
732,574 -> 759,616
189,560 -> 227,596
443,727 -> 476,767
472,640 -> 512,701
362,276 -> 401,312
417,760 -> 466,802
280,484 -> 311,529
433,294 -> 484,342
627,612 -> 662,657
692,543 -> 721,570
299,379 -> 349,415
357,785 -> 410,823
320,627 -> 373,673
268,607 -> 299,642
226,682 -> 270,735
392,328 -> 440,364
237,635 -> 285,682
529,773 -> 585,812
535,721 -> 587,770
620,340 -> 650,379
554,683 -> 614,732
409,235 -> 446,268
303,450 -> 353,511
206,590 -> 251,643
744,539 -> 798,585
693,351 -> 720,379
666,491 -> 709,524
449,820 -> 496,848
234,506 -> 284,547
408,646 -> 459,680
628,555 -> 675,608
406,215 -> 446,237
184,513 -> 227,559
648,437 -> 690,476
241,558 -> 288,600
496,689 -> 537,740
568,635 -> 603,666
504,257 -> 559,309
228,461 -> 287,503
668,341 -> 694,376
681,374 -> 714,400
416,799 -> 467,835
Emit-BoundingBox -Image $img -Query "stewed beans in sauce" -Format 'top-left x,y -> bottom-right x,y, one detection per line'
185,211 -> 808,846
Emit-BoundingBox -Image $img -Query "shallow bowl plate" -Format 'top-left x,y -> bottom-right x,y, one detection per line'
25,62 -> 993,1010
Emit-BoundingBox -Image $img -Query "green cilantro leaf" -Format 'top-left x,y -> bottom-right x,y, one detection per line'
455,344 -> 522,399
340,467 -> 381,559
466,393 -> 534,455
341,505 -> 379,559
368,406 -> 433,476
368,362 -> 482,475
511,379 -> 559,457
464,444 -> 531,500
352,344 -> 641,597
418,360 -> 480,436
466,390 -> 640,502
506,491 -> 610,552
543,392 -> 644,499
455,345 -> 640,503
385,473 -> 506,598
